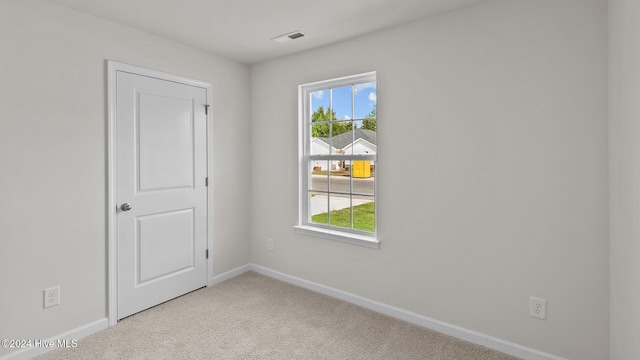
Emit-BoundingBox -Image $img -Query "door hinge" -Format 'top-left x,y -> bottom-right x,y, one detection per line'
205,177 -> 208,187
204,104 -> 209,115
205,249 -> 209,259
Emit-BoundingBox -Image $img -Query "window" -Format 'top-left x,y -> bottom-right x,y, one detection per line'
295,72 -> 378,248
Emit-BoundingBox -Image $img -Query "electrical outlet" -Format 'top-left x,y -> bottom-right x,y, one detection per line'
267,238 -> 274,251
530,296 -> 546,320
44,286 -> 60,309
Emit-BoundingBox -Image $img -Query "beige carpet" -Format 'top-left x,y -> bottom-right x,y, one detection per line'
38,272 -> 519,360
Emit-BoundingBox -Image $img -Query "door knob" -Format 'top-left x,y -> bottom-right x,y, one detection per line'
120,203 -> 132,212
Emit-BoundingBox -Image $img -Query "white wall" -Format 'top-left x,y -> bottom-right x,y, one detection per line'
250,1 -> 608,359
609,1 -> 640,359
0,0 -> 251,357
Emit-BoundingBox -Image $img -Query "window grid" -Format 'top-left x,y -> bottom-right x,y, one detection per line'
300,72 -> 376,239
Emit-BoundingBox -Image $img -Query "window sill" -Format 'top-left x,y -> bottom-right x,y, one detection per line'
293,225 -> 380,249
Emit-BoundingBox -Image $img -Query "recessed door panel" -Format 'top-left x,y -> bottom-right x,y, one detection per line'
137,209 -> 195,284
137,92 -> 194,192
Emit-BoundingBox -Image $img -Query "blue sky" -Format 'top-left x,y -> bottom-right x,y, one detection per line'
311,82 -> 377,121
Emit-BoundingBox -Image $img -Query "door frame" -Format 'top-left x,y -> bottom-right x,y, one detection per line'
106,60 -> 213,327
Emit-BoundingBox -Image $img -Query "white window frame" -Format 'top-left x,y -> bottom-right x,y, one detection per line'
294,72 -> 379,249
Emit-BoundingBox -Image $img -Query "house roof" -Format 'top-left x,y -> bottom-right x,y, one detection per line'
318,128 -> 377,149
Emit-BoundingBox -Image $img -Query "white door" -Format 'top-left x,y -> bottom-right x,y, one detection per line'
115,69 -> 208,319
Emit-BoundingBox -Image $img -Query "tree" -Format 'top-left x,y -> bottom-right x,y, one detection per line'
361,107 -> 377,131
311,106 -> 332,137
311,107 -> 353,138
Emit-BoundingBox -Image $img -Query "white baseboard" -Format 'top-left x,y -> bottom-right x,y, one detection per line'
248,263 -> 566,360
0,318 -> 108,360
208,263 -> 252,287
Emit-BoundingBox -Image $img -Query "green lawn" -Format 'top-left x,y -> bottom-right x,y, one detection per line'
311,202 -> 375,232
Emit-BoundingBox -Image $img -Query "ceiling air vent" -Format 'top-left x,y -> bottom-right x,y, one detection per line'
288,32 -> 305,40
271,31 -> 307,44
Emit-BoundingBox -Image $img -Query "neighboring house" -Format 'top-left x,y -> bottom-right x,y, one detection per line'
311,128 -> 377,171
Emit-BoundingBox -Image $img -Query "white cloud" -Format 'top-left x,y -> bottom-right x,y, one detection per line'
368,92 -> 377,103
343,115 -> 351,120
354,82 -> 376,94
311,90 -> 324,100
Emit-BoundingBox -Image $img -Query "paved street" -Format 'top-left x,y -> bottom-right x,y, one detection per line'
310,174 -> 374,196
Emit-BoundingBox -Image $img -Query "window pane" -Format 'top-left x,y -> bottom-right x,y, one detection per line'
310,160 -> 328,225
311,118 -> 330,140
327,194 -> 352,229
331,86 -> 353,121
329,123 -> 353,153
354,82 -> 376,119
311,127 -> 330,155
352,196 -> 375,232
310,161 -> 328,193
352,163 -> 374,196
310,90 -> 329,118
310,191 -> 329,225
328,165 -> 351,193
